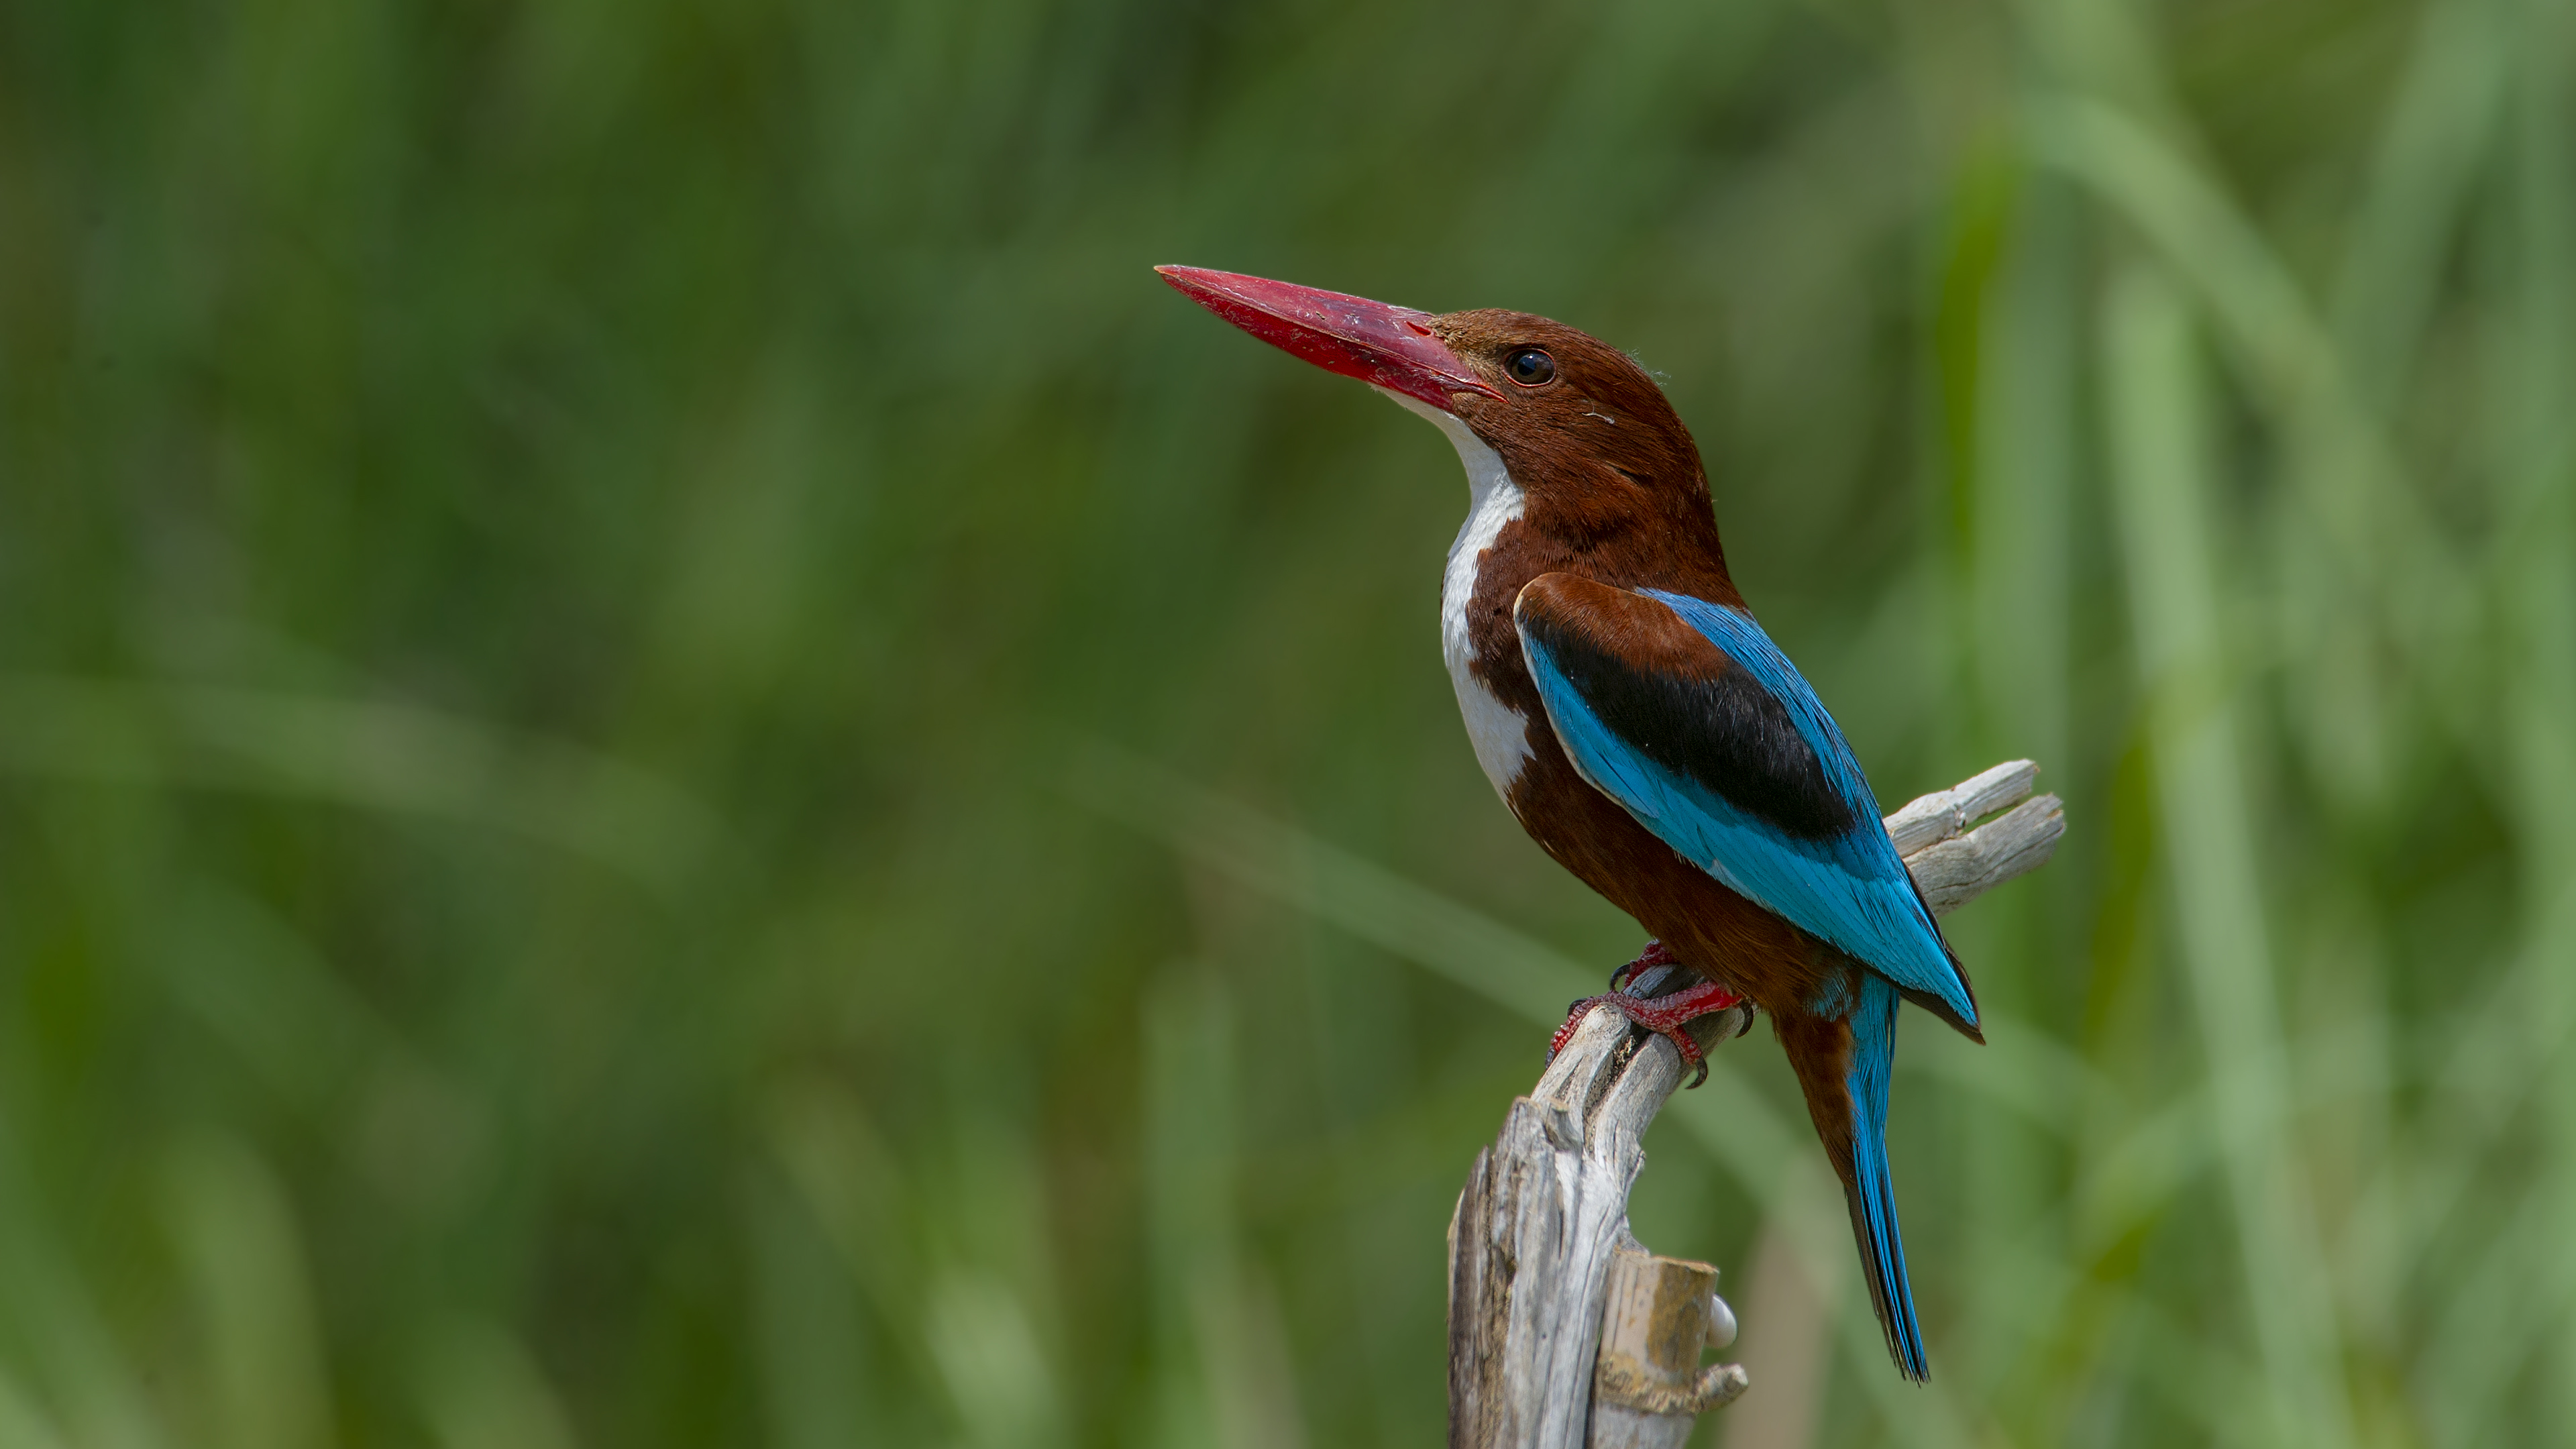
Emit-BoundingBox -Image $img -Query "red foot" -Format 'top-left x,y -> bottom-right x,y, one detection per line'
1549,977 -> 1747,1089
1608,939 -> 1680,991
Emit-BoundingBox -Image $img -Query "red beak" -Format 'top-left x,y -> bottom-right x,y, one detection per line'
1156,266 -> 1501,412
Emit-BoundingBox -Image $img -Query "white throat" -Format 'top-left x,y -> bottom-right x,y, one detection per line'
1376,387 -> 1534,803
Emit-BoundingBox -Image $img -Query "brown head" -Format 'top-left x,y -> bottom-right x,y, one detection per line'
1157,267 -> 1732,583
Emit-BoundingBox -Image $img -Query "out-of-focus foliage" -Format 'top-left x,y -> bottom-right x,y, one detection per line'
1,0 -> 2570,1444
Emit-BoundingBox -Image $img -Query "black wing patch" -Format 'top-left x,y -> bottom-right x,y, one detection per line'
1515,596 -> 1856,841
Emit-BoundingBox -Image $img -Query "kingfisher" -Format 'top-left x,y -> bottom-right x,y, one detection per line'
1159,266 -> 1980,1381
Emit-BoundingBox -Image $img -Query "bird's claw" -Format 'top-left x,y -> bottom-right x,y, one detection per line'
1607,938 -> 1681,992
1548,975 -> 1747,1089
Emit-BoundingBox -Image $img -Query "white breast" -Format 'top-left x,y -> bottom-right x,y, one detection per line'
1377,388 -> 1534,804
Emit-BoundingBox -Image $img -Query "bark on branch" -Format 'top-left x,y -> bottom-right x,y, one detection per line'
1446,761 -> 2067,1449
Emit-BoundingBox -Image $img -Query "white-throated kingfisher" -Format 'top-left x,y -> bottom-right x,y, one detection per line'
1159,265 -> 1982,1381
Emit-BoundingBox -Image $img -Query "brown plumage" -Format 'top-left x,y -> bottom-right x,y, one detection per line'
1409,312 -> 1856,1016
1159,266 -> 1977,1381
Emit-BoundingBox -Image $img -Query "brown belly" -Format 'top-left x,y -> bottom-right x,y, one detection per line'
1503,733 -> 1839,1012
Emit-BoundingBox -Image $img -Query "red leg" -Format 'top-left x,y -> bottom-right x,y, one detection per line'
1607,938 -> 1680,992
1549,978 -> 1747,1089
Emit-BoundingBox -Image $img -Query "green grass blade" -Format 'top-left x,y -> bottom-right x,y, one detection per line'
2103,262 -> 2355,1449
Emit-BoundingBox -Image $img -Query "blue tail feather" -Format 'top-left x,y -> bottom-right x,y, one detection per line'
1846,973 -> 1929,1381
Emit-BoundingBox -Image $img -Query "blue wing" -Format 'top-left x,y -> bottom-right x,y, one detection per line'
1513,574 -> 1976,1029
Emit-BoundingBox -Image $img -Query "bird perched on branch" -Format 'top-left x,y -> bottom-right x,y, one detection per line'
1159,266 -> 1980,1382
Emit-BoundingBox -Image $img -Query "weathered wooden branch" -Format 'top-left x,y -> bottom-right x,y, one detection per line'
1446,761 -> 2066,1449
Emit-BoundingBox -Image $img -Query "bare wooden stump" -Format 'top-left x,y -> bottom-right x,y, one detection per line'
1591,1244 -> 1746,1446
1446,761 -> 2066,1449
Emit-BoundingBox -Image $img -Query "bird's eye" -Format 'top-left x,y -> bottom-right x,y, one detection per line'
1504,348 -> 1556,386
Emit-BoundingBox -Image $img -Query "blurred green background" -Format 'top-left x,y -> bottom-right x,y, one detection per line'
3,0 -> 2572,1445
